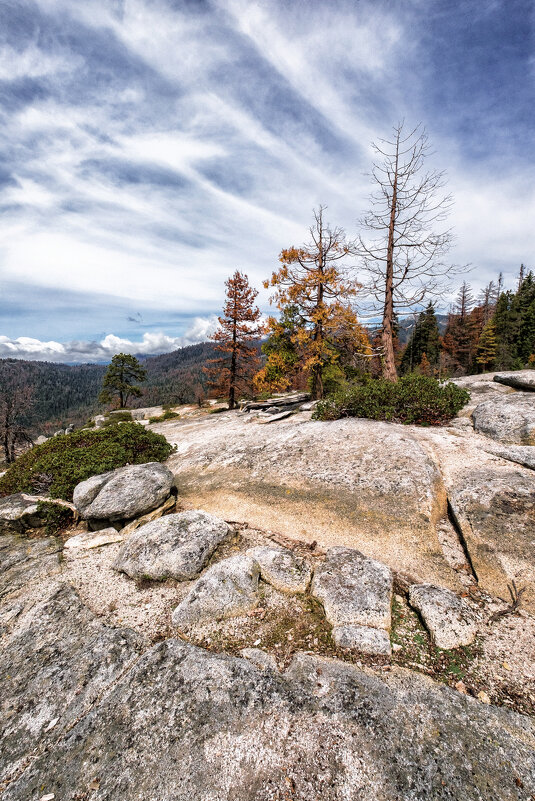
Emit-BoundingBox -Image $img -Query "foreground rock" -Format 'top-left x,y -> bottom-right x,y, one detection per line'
0,534 -> 61,600
113,511 -> 231,581
0,493 -> 73,534
5,640 -> 534,801
409,584 -> 477,649
0,583 -> 143,786
73,462 -> 175,522
172,553 -> 260,628
449,466 -> 535,612
247,545 -> 312,593
312,547 -> 393,630
472,394 -> 535,444
494,370 -> 535,391
64,528 -> 126,550
333,624 -> 391,655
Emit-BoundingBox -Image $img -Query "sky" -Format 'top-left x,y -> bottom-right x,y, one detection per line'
0,0 -> 534,363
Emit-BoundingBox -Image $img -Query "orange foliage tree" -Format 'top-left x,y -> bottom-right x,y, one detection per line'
263,207 -> 362,399
207,271 -> 263,409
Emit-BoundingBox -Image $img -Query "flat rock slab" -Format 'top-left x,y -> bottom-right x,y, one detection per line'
113,510 -> 231,581
172,553 -> 260,629
494,370 -> 535,391
409,584 -> 477,650
0,583 -> 143,785
0,494 -> 72,534
333,624 -> 392,655
247,545 -> 312,593
312,547 -> 393,630
449,466 -> 535,613
5,641 -> 535,801
64,528 -> 125,550
73,462 -> 175,522
0,535 -> 61,600
472,394 -> 535,444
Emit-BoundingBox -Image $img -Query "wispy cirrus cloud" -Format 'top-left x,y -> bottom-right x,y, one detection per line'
0,0 -> 533,360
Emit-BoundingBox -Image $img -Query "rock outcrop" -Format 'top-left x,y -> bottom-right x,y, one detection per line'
409,584 -> 477,649
472,394 -> 535,444
247,545 -> 312,593
73,462 -> 175,523
494,370 -> 535,391
172,553 -> 260,628
0,494 -> 73,534
113,510 -> 231,581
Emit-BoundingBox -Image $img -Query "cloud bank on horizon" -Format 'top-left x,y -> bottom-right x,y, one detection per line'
0,0 -> 533,363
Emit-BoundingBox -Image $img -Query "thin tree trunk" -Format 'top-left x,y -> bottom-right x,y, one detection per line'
382,133 -> 399,382
229,303 -> 238,410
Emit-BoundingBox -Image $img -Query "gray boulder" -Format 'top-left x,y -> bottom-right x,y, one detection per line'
494,370 -> 535,391
0,583 -> 143,785
172,553 -> 260,629
333,624 -> 391,655
247,545 -> 312,593
5,641 -> 535,801
73,462 -> 175,522
409,584 -> 477,650
312,547 -> 393,630
472,394 -> 535,444
113,510 -> 231,581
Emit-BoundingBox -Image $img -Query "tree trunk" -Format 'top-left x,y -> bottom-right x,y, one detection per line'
229,308 -> 238,410
382,134 -> 399,382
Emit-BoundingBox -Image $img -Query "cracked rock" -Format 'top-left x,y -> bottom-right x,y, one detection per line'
247,545 -> 312,593
409,583 -> 477,649
333,624 -> 392,655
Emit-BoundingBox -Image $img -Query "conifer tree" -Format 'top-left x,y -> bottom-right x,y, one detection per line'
99,353 -> 147,409
400,303 -> 440,373
476,319 -> 498,371
265,207 -> 360,399
208,271 -> 263,409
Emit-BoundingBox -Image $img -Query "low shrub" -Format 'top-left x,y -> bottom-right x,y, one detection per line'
148,410 -> 180,423
0,422 -> 174,501
313,374 -> 470,426
108,410 -> 133,421
36,500 -> 75,536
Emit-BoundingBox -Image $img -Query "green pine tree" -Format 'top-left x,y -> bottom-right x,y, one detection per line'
401,303 -> 440,373
476,320 -> 498,371
99,353 -> 147,409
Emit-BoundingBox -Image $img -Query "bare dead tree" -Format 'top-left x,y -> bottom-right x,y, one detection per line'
357,121 -> 462,380
0,369 -> 33,464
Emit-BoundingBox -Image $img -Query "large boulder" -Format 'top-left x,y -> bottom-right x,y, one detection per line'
0,534 -> 61,600
247,545 -> 313,593
409,584 -> 477,649
5,641 -> 534,800
73,462 -> 175,522
312,547 -> 393,653
449,466 -> 535,613
472,394 -> 535,444
494,370 -> 535,391
113,511 -> 231,581
0,584 -> 143,785
171,553 -> 260,629
0,493 -> 43,534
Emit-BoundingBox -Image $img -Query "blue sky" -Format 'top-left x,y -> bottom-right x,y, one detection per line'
0,0 -> 533,362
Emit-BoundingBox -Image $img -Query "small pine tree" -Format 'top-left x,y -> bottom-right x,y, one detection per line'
99,353 -> 147,409
418,352 -> 432,376
476,319 -> 498,371
207,271 -> 263,410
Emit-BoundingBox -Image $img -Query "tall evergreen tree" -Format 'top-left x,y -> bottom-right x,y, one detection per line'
208,271 -> 263,410
99,353 -> 147,409
476,319 -> 498,371
400,303 -> 440,373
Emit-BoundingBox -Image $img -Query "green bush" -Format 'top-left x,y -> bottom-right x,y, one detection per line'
36,500 -> 75,536
148,410 -> 180,423
0,422 -> 174,501
108,410 -> 133,421
313,374 -> 470,426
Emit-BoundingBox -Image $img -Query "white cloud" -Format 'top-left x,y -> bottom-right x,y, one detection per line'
0,317 -> 218,363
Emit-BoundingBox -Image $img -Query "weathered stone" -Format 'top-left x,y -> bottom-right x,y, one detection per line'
64,528 -> 125,550
119,493 -> 176,537
259,409 -> 294,423
113,510 -> 231,581
93,414 -> 106,428
472,394 -> 535,444
0,493 -> 41,534
171,553 -> 260,629
0,535 -> 61,600
483,442 -> 535,471
409,584 -> 477,649
449,467 -> 535,613
312,547 -> 393,630
34,435 -> 48,445
0,584 -> 143,785
240,647 -> 278,671
494,370 -> 535,391
5,642 -> 534,801
247,545 -> 312,593
333,624 -> 392,655
73,462 -> 175,522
